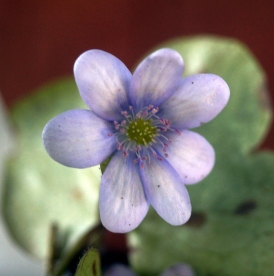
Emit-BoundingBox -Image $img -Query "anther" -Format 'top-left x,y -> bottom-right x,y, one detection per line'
159,118 -> 166,124
152,107 -> 159,114
165,120 -> 171,127
142,111 -> 148,116
114,104 -> 175,169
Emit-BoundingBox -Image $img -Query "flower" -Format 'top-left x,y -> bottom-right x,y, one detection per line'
160,263 -> 195,276
104,264 -> 137,276
104,263 -> 195,276
42,48 -> 229,233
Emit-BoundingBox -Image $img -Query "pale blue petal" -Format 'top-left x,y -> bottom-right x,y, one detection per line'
130,48 -> 184,111
104,265 -> 137,276
160,263 -> 196,276
74,50 -> 131,121
155,130 -> 215,185
158,74 -> 230,129
139,155 -> 191,225
100,151 -> 149,233
42,109 -> 116,168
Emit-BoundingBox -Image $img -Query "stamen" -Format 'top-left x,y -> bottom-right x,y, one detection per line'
111,105 -> 175,168
117,142 -> 122,150
152,107 -> 159,114
159,118 -> 166,124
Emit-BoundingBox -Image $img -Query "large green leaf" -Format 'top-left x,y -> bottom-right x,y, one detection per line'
3,78 -> 101,259
129,36 -> 274,275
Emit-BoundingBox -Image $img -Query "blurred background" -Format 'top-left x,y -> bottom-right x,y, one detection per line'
0,0 -> 274,275
1,0 -> 274,145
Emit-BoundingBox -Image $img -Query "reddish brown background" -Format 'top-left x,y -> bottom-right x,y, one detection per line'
1,0 -> 274,147
0,0 -> 274,149
1,0 -> 274,256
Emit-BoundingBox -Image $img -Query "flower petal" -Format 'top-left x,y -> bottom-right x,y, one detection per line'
74,50 -> 131,121
130,48 -> 184,111
42,109 -> 116,168
155,130 -> 215,185
160,263 -> 195,276
139,155 -> 191,225
105,265 -> 137,276
158,74 -> 230,129
100,151 -> 149,233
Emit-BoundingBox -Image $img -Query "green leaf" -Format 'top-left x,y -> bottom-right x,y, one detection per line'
75,248 -> 101,276
129,36 -> 274,275
3,78 -> 101,259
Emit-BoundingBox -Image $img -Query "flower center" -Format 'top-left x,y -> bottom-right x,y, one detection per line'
108,105 -> 180,168
126,119 -> 157,146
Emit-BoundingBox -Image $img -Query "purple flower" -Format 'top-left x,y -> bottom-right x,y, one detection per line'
42,49 -> 229,233
160,263 -> 195,276
104,263 -> 195,276
104,264 -> 137,276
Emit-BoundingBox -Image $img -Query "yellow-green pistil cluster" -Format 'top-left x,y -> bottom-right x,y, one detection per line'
126,118 -> 157,146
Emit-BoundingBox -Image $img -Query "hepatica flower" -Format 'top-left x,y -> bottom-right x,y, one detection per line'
104,263 -> 195,276
42,48 -> 229,233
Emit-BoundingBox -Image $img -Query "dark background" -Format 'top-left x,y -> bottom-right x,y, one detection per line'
1,0 -> 274,259
1,0 -> 273,149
